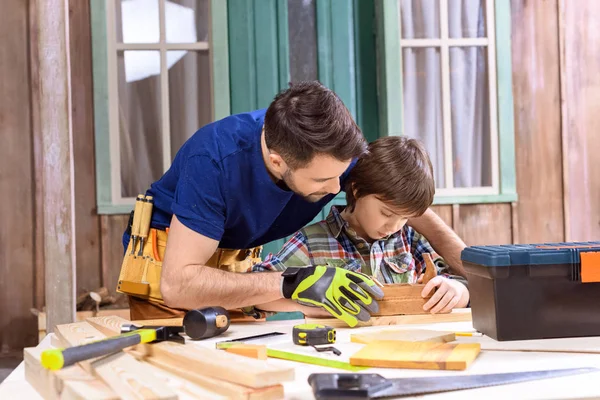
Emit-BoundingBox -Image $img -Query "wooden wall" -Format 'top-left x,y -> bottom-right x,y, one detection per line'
2,0 -> 600,352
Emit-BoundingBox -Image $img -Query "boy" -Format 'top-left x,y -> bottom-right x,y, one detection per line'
252,136 -> 469,315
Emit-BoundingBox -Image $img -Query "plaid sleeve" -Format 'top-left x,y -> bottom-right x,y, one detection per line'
250,231 -> 312,272
407,227 -> 468,287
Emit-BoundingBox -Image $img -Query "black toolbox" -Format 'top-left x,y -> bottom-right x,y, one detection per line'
461,241 -> 600,341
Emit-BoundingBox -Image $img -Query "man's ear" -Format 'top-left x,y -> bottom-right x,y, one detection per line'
269,152 -> 287,174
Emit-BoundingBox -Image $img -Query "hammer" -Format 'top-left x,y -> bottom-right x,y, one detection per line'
41,307 -> 230,370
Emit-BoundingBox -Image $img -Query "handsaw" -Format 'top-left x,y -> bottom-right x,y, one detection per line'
308,368 -> 599,399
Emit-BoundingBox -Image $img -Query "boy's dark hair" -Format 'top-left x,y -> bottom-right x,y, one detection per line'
345,136 -> 435,217
264,81 -> 367,170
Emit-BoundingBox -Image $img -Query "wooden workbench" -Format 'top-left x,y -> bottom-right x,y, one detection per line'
2,312 -> 600,399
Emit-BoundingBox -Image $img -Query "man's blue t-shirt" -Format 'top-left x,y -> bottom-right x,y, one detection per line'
131,109 -> 350,249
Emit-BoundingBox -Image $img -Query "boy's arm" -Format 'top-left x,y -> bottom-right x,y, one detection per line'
407,209 -> 467,277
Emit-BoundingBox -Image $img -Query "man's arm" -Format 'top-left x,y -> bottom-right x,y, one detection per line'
160,215 -> 284,310
407,208 -> 467,277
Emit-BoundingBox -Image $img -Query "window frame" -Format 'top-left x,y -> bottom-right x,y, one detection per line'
375,0 -> 517,205
91,0 -> 230,214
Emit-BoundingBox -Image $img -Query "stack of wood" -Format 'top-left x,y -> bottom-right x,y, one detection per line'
24,316 -> 294,399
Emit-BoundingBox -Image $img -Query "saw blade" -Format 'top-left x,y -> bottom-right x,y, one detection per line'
372,367 -> 599,398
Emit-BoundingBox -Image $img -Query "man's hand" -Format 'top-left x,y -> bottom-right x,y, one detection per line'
421,276 -> 469,314
281,266 -> 384,327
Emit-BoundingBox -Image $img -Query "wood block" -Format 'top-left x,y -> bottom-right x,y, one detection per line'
147,341 -> 294,388
90,352 -> 177,400
422,253 -> 438,284
24,346 -> 117,400
226,343 -> 268,360
350,340 -> 481,370
306,308 -> 472,328
351,329 -> 455,344
143,362 -> 229,399
145,356 -> 284,400
54,321 -> 110,371
131,317 -> 184,327
86,315 -> 132,336
373,284 -> 434,316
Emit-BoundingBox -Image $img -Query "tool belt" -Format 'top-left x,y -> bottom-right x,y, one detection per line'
116,194 -> 263,307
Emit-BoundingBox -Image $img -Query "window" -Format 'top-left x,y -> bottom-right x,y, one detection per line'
91,0 -> 229,213
376,0 -> 517,204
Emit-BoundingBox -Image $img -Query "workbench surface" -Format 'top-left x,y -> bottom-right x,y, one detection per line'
2,314 -> 600,399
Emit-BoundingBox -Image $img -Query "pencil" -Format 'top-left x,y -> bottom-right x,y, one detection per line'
455,331 -> 483,337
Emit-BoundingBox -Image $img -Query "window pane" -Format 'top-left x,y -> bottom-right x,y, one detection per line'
288,0 -> 318,82
402,47 -> 445,188
166,0 -> 209,43
168,51 -> 212,161
448,0 -> 486,38
118,0 -> 160,43
400,0 -> 440,39
117,51 -> 164,198
450,46 -> 491,188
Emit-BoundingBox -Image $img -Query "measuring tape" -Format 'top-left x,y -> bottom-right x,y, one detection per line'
292,324 -> 336,346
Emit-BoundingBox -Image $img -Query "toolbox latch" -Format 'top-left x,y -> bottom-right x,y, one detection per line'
580,252 -> 600,283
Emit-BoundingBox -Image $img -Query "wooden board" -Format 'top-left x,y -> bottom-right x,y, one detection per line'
90,352 -> 176,400
306,308 -> 472,328
24,346 -> 117,400
86,315 -> 132,337
101,215 -> 131,296
559,0 -> 600,241
147,341 -> 294,389
351,329 -> 455,344
0,0 -> 37,353
349,340 -> 481,370
455,204 -> 512,246
374,284 -> 431,316
511,0 -> 565,244
226,343 -> 268,360
145,356 -> 284,400
69,0 -> 102,296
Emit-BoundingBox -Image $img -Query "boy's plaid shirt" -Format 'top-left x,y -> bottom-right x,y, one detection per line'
252,206 -> 467,286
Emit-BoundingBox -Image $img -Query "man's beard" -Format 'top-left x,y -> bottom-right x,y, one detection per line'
282,169 -> 330,203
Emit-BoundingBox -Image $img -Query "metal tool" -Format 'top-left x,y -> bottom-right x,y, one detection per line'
124,306 -> 231,341
308,368 -> 600,399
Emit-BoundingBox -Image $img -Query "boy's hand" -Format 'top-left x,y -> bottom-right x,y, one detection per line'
421,276 -> 469,314
281,266 -> 384,327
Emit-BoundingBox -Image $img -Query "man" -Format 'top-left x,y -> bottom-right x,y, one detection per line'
118,81 -> 467,326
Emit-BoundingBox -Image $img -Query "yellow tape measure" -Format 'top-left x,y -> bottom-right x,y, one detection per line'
292,324 -> 336,346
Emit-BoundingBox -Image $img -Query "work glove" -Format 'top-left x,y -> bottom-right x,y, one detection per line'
281,266 -> 384,327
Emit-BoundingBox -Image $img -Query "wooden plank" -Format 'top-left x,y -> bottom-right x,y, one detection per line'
430,205 -> 453,229
145,357 -> 284,400
86,315 -> 132,337
350,329 -> 456,345
37,309 -> 131,333
225,344 -> 268,360
374,284 -> 434,316
24,346 -> 117,400
101,214 -> 130,297
68,0 -> 103,296
306,308 -> 472,328
457,335 -> 600,354
0,0 -> 37,352
91,352 -> 177,400
349,340 -> 481,370
38,0 -> 77,331
559,0 -> 600,241
29,0 -> 45,312
455,204 -> 512,245
511,0 -> 565,244
148,341 -> 294,388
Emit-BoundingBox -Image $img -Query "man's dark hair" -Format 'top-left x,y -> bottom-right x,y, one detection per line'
264,81 -> 367,169
345,136 -> 435,217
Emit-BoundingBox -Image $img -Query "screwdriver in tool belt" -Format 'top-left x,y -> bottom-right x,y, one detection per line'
130,194 -> 145,255
137,195 -> 153,256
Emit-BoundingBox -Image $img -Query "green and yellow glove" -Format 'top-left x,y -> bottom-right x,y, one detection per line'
281,266 -> 384,327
